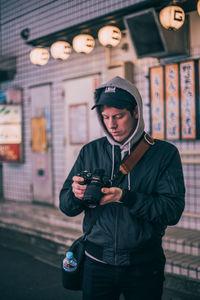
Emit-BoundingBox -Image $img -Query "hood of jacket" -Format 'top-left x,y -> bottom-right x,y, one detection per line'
94,76 -> 145,152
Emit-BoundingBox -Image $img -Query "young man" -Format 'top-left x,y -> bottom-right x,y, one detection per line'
59,76 -> 185,300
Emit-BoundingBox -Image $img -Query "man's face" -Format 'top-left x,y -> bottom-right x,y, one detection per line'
101,106 -> 138,143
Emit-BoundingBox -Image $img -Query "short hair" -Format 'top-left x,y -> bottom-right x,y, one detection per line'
125,104 -> 137,116
99,104 -> 137,115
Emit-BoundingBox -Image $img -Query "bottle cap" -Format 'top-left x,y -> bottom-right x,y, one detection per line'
66,251 -> 74,259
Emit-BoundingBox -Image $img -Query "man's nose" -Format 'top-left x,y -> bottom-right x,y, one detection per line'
108,118 -> 117,128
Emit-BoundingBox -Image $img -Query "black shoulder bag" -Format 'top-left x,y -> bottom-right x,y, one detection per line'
62,207 -> 101,290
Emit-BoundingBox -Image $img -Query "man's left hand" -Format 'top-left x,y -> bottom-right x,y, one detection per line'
100,187 -> 122,205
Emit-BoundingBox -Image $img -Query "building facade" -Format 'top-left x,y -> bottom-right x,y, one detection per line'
0,0 -> 200,232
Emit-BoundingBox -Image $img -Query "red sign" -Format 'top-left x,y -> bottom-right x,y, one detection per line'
0,144 -> 22,162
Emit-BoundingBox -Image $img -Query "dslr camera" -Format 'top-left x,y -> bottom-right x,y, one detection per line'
77,169 -> 111,207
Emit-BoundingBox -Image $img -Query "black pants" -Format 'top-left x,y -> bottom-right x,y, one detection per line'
82,256 -> 165,300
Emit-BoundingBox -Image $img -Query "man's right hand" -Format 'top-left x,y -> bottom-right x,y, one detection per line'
72,176 -> 87,200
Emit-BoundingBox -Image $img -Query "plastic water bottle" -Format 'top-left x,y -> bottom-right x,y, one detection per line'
63,251 -> 77,272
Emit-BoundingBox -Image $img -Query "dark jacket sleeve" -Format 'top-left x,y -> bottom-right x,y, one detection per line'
59,148 -> 85,217
121,148 -> 185,226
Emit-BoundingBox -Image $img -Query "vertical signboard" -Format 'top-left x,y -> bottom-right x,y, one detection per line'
0,89 -> 23,162
198,59 -> 200,138
165,64 -> 180,140
150,66 -> 165,139
31,117 -> 47,152
180,61 -> 196,139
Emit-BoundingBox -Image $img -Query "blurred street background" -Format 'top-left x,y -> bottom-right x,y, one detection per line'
0,0 -> 200,299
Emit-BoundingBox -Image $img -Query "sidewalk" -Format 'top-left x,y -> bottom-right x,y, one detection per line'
0,199 -> 83,268
0,199 -> 83,246
0,199 -> 200,299
0,244 -> 82,300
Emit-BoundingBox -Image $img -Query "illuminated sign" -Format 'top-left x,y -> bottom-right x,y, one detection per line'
0,105 -> 21,124
0,89 -> 23,162
165,64 -> 180,140
180,61 -> 196,139
0,144 -> 21,161
150,66 -> 165,139
31,117 -> 47,153
150,60 -> 199,141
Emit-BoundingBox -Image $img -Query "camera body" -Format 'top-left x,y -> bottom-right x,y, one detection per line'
77,169 -> 111,207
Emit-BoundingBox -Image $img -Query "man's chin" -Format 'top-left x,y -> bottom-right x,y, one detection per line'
112,134 -> 131,144
110,132 -> 128,143
112,135 -> 123,143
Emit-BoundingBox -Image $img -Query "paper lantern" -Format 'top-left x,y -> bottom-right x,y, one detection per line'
98,25 -> 121,47
159,5 -> 185,31
50,41 -> 71,60
72,34 -> 95,54
30,48 -> 49,65
197,0 -> 200,16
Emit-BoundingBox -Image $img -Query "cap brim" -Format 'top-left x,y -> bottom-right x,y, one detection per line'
91,98 -> 129,110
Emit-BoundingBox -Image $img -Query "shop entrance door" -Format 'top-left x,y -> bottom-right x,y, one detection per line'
30,84 -> 53,205
63,74 -> 102,176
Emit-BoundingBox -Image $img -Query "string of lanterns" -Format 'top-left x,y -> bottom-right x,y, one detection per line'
30,0 -> 200,66
159,0 -> 200,31
30,25 -> 121,66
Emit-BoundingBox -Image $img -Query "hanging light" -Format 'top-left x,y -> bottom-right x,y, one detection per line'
197,0 -> 200,16
50,41 -> 71,60
72,34 -> 95,54
98,25 -> 121,47
159,4 -> 185,31
30,47 -> 49,65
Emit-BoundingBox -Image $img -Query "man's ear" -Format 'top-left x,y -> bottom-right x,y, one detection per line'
134,105 -> 138,119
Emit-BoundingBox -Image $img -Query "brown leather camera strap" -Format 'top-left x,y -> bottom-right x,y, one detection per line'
120,133 -> 155,175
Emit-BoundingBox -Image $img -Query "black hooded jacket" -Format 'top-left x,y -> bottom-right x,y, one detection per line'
59,76 -> 185,266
